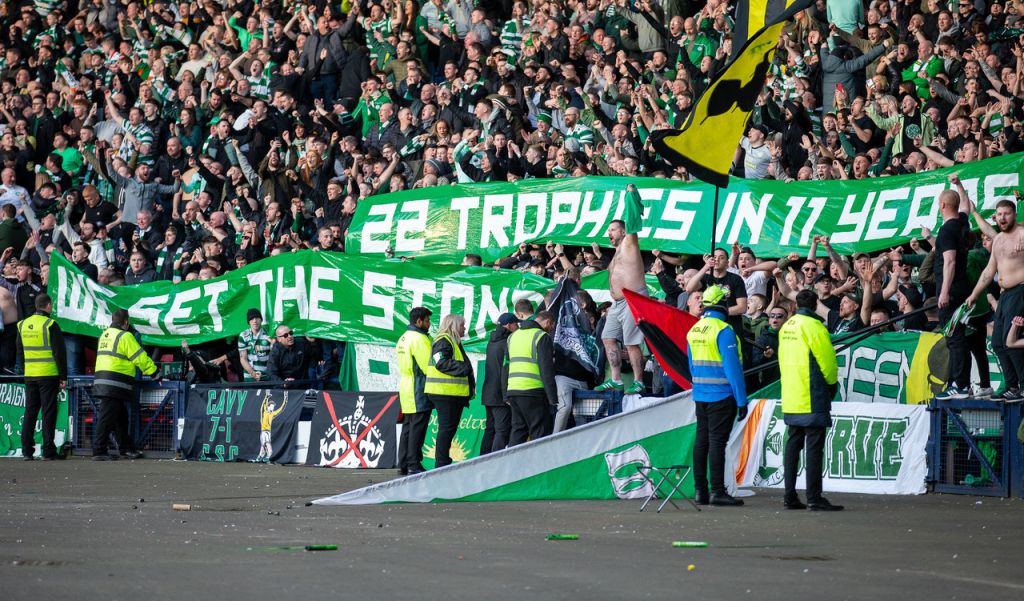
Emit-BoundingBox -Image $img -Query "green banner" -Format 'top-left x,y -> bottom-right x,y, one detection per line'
0,383 -> 70,457
345,153 -> 1024,263
50,252 -> 651,352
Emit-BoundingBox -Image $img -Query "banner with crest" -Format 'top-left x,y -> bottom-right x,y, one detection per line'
306,391 -> 400,469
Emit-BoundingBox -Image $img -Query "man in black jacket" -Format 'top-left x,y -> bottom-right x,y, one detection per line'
505,311 -> 558,445
265,325 -> 321,384
481,313 -> 518,454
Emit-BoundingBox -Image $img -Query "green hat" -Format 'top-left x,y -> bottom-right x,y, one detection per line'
702,285 -> 727,307
537,111 -> 552,124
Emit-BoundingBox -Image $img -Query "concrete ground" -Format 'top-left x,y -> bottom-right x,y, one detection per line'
1,458 -> 1022,601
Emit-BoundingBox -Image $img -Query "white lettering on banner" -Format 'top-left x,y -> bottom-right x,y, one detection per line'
542,192 -> 582,238
245,270 -> 274,321
653,189 -> 700,241
779,196 -> 805,246
837,346 -> 910,403
715,192 -> 737,242
866,187 -> 907,240
726,192 -> 772,245
571,190 -> 615,238
310,267 -> 340,323
800,197 -> 827,245
404,277 -> 437,310
362,203 -> 396,253
441,283 -> 475,331
164,287 -> 201,334
960,177 -> 981,207
475,285 -> 508,339
204,281 -> 228,332
831,193 -> 875,243
451,196 -> 480,250
57,268 -> 114,326
482,194 -> 513,248
275,266 -> 308,320
900,183 -> 944,236
984,173 -> 1019,210
514,193 -> 547,244
131,294 -> 170,335
396,200 -> 428,252
362,271 -> 396,330
635,188 -> 659,239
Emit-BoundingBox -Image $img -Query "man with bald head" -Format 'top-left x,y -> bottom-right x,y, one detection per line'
933,186 -> 972,399
0,167 -> 29,212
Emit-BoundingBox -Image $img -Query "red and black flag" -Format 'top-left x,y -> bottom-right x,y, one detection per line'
623,290 -> 699,390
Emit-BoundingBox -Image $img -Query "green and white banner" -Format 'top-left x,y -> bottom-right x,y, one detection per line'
346,153 -> 1023,263
314,393 -> 697,504
0,383 -> 70,457
49,252 -> 654,352
728,399 -> 930,495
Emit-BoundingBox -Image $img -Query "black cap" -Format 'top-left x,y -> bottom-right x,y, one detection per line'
813,272 -> 832,285
898,285 -> 924,309
497,313 -> 518,326
247,308 -> 263,322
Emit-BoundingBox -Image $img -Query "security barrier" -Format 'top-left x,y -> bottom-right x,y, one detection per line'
927,399 -> 1022,497
69,377 -> 187,457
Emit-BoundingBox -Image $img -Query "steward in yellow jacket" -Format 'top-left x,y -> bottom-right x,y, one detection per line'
777,290 -> 842,511
395,307 -> 433,476
16,294 -> 66,460
92,309 -> 159,460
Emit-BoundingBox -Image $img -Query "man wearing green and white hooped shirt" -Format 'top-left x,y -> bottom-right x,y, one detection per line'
238,309 -> 273,382
563,107 -> 594,147
104,91 -> 154,164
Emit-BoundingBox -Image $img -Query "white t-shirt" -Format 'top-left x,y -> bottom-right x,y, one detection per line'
729,267 -> 770,298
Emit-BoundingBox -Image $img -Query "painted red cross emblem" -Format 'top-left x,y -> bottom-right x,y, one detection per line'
323,392 -> 397,468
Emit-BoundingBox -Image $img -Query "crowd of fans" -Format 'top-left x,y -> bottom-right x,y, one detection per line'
0,0 -> 1013,398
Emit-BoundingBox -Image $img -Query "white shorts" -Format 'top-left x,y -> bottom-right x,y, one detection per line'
603,298 -> 644,346
260,430 -> 271,445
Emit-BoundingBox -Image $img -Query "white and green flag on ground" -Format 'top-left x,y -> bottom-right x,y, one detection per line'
314,394 -> 697,504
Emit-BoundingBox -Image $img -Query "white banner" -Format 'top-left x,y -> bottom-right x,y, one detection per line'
728,399 -> 929,495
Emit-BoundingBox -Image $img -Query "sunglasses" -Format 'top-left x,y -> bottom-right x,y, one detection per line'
769,313 -> 786,319
279,332 -> 293,338
802,267 -> 817,272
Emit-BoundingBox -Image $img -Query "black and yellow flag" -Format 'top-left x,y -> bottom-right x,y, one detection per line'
650,0 -> 812,187
733,0 -> 810,58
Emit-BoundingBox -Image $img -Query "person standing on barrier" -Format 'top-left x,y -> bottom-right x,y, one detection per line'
686,285 -> 748,507
17,294 -> 66,460
933,187 -> 972,400
506,311 -> 558,446
778,290 -> 843,511
480,313 -> 517,454
92,309 -> 160,461
424,314 -> 475,468
396,307 -> 433,475
968,199 -> 1024,401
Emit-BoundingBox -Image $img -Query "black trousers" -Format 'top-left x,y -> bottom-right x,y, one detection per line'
940,301 -> 970,389
398,410 -> 431,470
22,377 -> 60,458
784,425 -> 827,504
693,397 -> 736,496
508,395 -> 551,446
431,396 -> 465,468
991,284 -> 1024,390
480,404 -> 511,455
967,314 -> 991,388
93,393 -> 133,456
0,326 -> 17,373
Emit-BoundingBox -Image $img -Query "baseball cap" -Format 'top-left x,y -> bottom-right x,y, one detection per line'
702,285 -> 727,307
843,292 -> 862,305
898,285 -> 924,309
497,313 -> 518,326
853,252 -> 870,261
813,272 -> 832,285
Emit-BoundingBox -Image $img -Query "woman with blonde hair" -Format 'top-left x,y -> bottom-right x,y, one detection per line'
423,314 -> 475,468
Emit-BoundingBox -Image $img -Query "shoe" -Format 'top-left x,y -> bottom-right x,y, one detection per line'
92,454 -> 118,461
41,456 -> 57,461
996,388 -> 1021,402
807,499 -> 844,511
624,381 -> 644,394
406,467 -> 426,475
934,386 -> 969,401
784,499 -> 807,510
397,467 -> 409,476
710,493 -> 744,506
121,451 -> 145,460
1005,394 -> 1024,404
974,386 -> 994,400
695,490 -> 710,506
594,379 -> 624,392
22,455 -> 33,461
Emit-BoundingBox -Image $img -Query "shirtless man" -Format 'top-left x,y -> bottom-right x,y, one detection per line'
0,286 -> 17,372
966,198 -> 1024,402
596,184 -> 647,394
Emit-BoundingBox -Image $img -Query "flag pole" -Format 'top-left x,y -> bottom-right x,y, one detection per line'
710,185 -> 720,254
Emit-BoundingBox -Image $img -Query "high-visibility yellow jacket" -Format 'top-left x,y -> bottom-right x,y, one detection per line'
18,313 -> 62,378
93,327 -> 158,397
506,327 -> 546,393
686,309 -> 747,405
396,325 -> 432,413
424,333 -> 472,399
778,309 -> 838,427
